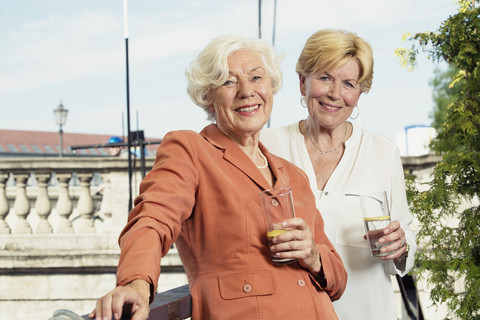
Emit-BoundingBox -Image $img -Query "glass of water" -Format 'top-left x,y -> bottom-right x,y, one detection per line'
360,191 -> 394,257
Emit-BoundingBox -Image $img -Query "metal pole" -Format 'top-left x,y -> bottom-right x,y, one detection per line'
125,37 -> 133,212
122,111 -> 125,142
258,0 -> 262,39
59,125 -> 63,158
267,0 -> 277,129
124,0 -> 133,212
140,142 -> 146,178
272,0 -> 277,46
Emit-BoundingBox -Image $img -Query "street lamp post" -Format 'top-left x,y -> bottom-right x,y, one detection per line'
53,101 -> 68,157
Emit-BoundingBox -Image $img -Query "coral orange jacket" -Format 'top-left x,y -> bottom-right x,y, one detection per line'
116,124 -> 347,319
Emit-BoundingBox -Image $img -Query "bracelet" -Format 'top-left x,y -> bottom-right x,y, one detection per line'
404,243 -> 410,258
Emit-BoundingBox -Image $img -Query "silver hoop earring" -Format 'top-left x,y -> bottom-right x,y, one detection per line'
300,97 -> 307,108
349,106 -> 359,120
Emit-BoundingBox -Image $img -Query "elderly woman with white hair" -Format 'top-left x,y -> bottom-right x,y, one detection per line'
90,34 -> 347,320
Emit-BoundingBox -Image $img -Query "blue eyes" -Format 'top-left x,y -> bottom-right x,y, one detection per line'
318,76 -> 356,88
223,80 -> 235,86
223,76 -> 263,86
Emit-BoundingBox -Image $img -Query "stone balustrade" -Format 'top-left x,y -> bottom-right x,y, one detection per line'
0,153 -> 444,236
0,156 -> 152,235
0,156 -> 188,320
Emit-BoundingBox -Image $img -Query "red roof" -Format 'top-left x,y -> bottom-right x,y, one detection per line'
0,129 -> 161,157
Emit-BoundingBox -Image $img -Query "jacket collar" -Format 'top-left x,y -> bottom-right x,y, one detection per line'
200,124 -> 290,191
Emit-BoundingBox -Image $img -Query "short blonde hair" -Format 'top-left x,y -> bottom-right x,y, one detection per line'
186,34 -> 283,121
296,29 -> 374,93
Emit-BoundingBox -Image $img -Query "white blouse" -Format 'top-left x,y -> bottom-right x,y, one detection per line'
261,121 -> 417,320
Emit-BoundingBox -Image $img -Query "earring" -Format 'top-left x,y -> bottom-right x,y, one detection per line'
300,96 -> 307,108
350,106 -> 359,120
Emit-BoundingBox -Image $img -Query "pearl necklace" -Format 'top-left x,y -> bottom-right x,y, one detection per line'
257,148 -> 269,169
306,121 -> 347,155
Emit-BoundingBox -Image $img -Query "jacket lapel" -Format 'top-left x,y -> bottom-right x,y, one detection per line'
261,145 -> 291,190
200,124 -> 287,191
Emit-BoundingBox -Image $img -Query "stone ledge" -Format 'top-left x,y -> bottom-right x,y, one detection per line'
0,157 -> 156,173
401,153 -> 442,170
0,252 -> 120,271
0,234 -> 120,251
0,234 -> 183,270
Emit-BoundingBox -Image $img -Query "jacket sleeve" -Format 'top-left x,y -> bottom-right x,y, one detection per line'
116,131 -> 199,299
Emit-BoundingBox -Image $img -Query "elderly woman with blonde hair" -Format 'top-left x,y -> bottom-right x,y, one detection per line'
90,34 -> 347,320
261,29 -> 417,319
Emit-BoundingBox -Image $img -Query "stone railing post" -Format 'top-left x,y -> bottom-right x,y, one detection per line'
76,173 -> 95,233
55,173 -> 74,233
34,173 -> 53,233
13,173 -> 31,234
99,173 -> 112,219
0,174 -> 11,234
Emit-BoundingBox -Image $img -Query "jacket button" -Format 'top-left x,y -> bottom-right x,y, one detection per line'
243,283 -> 252,293
297,279 -> 305,287
271,199 -> 279,206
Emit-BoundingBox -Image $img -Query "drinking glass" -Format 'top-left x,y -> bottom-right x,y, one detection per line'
360,191 -> 394,257
259,187 -> 297,264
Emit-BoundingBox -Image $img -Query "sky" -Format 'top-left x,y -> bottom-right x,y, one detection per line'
0,0 -> 460,144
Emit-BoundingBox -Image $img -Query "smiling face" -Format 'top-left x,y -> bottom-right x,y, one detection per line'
301,59 -> 362,130
208,49 -> 273,142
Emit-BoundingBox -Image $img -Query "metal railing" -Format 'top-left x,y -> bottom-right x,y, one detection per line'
397,275 -> 424,320
50,285 -> 192,320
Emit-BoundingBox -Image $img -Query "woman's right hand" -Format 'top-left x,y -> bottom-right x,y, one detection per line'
89,279 -> 150,320
270,218 -> 322,275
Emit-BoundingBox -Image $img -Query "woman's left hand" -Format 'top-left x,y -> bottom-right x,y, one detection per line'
378,220 -> 408,262
269,217 -> 322,274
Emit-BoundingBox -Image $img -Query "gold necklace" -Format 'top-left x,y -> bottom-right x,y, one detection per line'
306,122 -> 347,155
257,148 -> 269,169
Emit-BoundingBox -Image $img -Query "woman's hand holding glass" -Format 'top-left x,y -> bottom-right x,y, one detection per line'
377,220 -> 408,262
269,217 -> 322,275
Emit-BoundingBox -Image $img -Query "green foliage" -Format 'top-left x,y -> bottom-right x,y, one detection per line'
400,1 -> 480,319
429,66 -> 466,132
